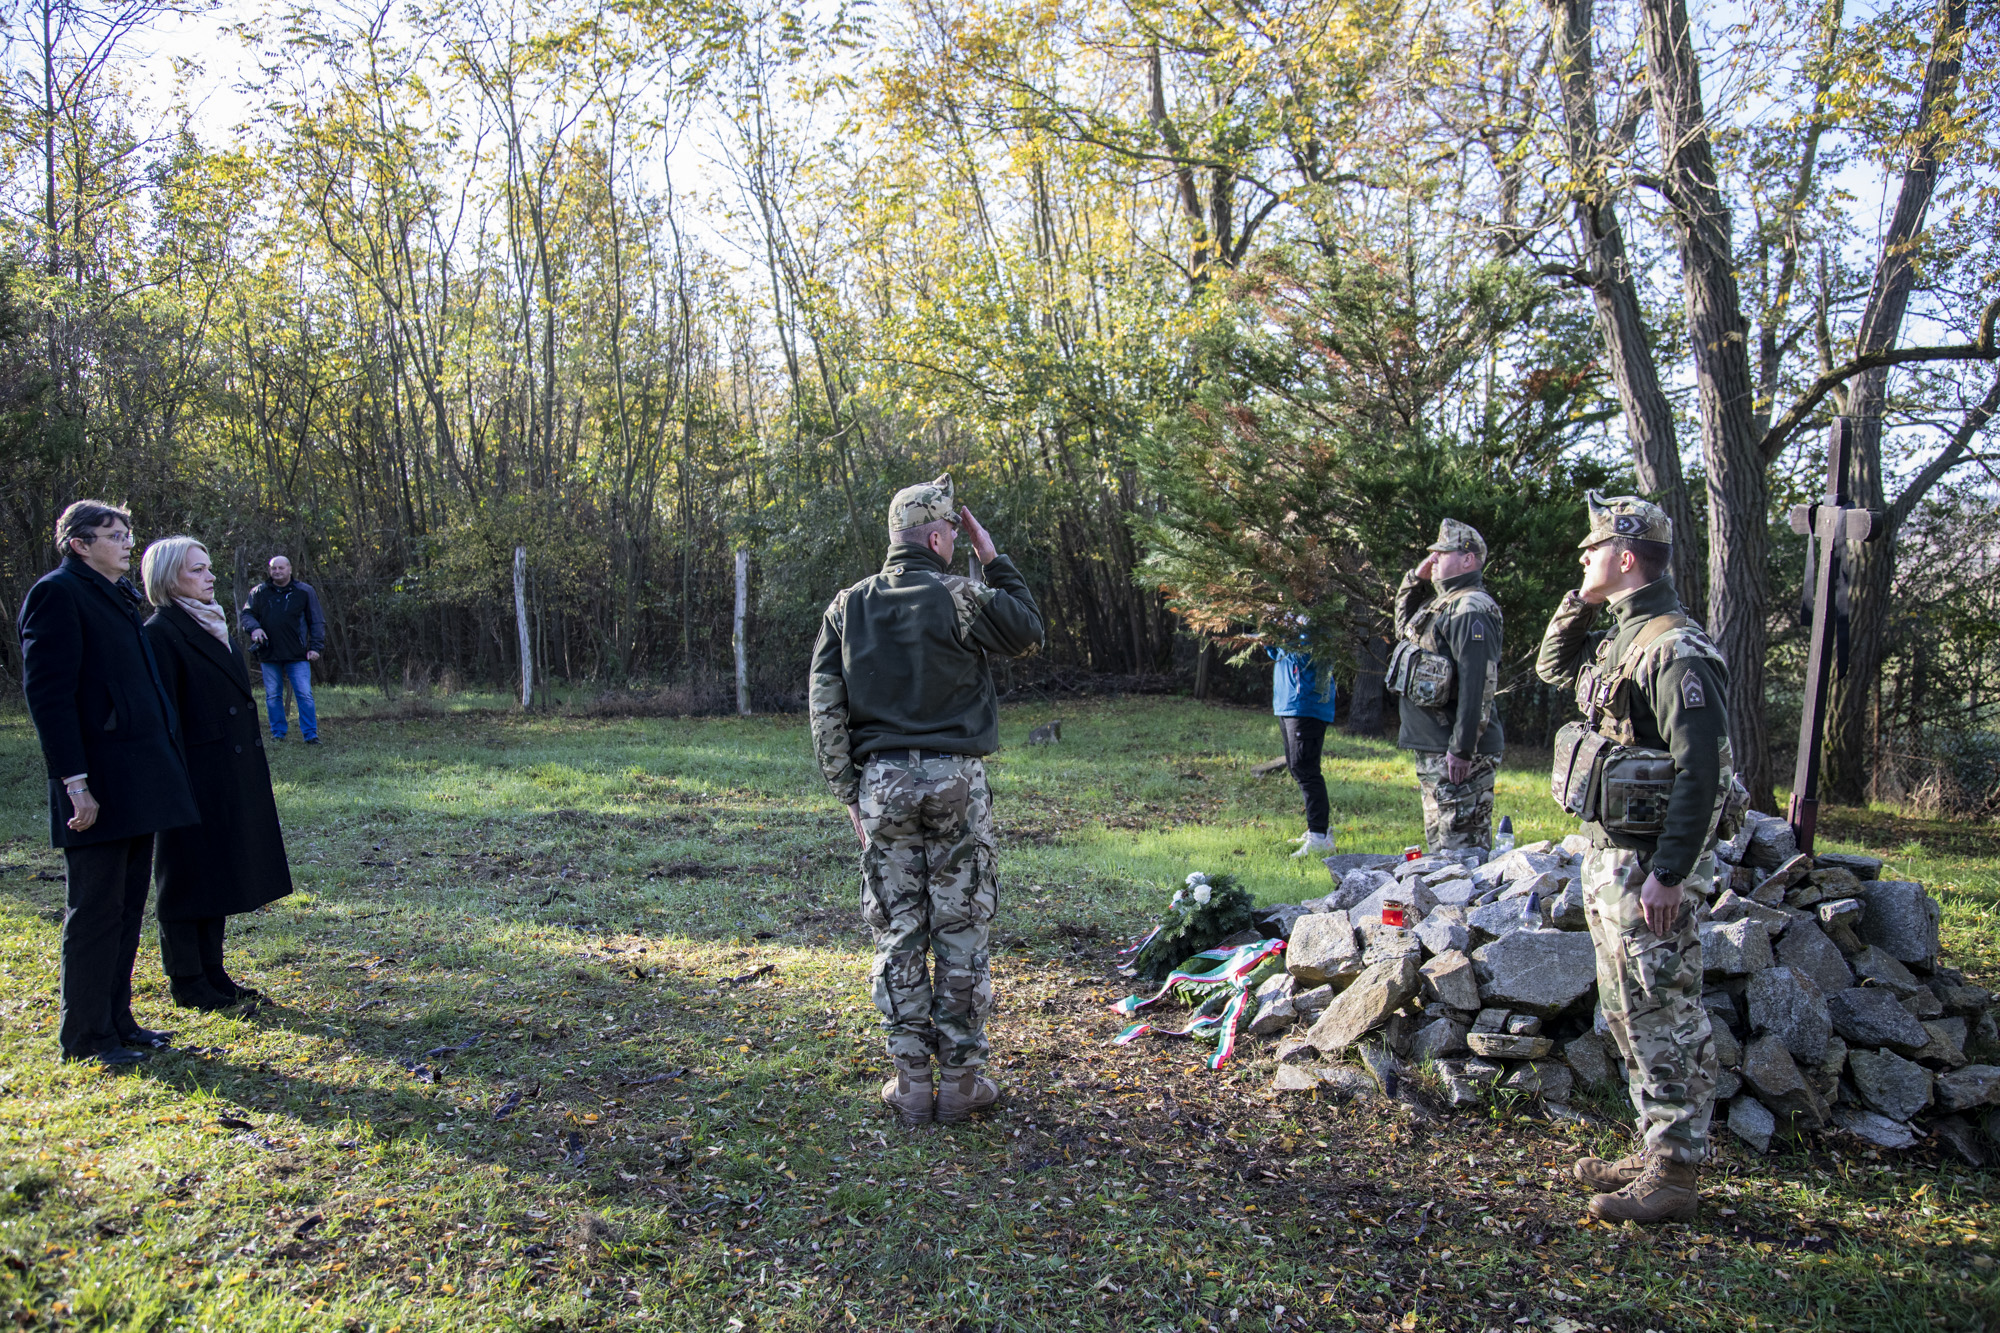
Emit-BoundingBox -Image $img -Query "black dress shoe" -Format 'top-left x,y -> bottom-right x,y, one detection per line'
206,972 -> 261,1003
63,1045 -> 149,1066
118,1026 -> 174,1049
170,977 -> 234,1011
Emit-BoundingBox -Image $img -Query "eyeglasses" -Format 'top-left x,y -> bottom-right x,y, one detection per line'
83,530 -> 136,546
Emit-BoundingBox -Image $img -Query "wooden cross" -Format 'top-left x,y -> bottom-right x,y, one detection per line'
1786,416 -> 1882,853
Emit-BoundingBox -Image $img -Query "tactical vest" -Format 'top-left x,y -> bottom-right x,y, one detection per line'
1385,584 -> 1501,713
1550,612 -> 1746,840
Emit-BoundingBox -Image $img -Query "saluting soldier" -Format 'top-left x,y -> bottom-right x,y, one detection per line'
809,477 -> 1045,1126
1536,492 -> 1732,1224
1389,519 -> 1505,853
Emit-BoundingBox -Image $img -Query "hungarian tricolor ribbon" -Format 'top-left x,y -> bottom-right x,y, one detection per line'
1107,938 -> 1284,1070
1115,924 -> 1163,958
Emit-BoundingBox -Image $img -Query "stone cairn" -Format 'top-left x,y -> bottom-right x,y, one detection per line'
1245,811 -> 2000,1162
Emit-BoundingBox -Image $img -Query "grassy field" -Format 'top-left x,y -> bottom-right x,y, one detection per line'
0,695 -> 1993,1331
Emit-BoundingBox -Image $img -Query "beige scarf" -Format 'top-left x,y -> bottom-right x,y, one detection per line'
174,596 -> 232,645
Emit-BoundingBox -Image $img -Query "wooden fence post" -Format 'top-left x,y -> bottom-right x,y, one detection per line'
514,546 -> 532,710
734,549 -> 751,716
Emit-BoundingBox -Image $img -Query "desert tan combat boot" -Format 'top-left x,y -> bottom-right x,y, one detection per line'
1587,1155 -> 1700,1223
880,1058 -> 935,1126
1573,1149 -> 1648,1190
935,1066 -> 999,1123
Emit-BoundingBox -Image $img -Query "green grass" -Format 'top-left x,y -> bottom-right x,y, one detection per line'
0,696 -> 1993,1331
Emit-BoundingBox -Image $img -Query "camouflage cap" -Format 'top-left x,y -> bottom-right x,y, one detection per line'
1427,518 -> 1486,561
1580,490 -> 1673,548
888,475 -> 960,534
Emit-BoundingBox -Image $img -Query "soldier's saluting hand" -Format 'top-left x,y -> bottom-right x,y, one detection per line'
808,476 -> 1044,1127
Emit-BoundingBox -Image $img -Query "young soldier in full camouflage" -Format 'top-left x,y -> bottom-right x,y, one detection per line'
809,476 -> 1044,1126
1390,519 -> 1505,851
1536,492 -> 1731,1224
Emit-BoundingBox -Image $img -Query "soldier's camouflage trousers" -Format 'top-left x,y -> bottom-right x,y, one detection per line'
1414,752 -> 1502,851
857,753 -> 997,1069
1583,846 -> 1719,1164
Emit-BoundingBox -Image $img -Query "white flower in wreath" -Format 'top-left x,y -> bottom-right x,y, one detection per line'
1193,883 -> 1212,904
1185,872 -> 1209,888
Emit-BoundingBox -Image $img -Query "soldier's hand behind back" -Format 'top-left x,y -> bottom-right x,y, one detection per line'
960,507 -> 999,564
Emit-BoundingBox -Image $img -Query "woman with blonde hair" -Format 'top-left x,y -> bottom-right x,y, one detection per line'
139,536 -> 293,1009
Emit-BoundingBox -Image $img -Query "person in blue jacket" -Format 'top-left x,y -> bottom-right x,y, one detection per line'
1269,626 -> 1337,856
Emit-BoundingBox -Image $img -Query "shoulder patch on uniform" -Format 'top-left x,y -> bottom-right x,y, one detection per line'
1681,671 -> 1706,709
1468,616 -> 1486,641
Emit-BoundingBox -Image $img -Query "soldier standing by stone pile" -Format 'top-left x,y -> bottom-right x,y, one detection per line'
809,476 -> 1045,1126
1388,519 -> 1505,854
1536,492 -> 1738,1223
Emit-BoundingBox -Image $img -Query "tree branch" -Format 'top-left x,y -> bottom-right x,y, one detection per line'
1758,295 -> 2000,462
1887,366 -> 2000,537
1534,262 -> 1596,289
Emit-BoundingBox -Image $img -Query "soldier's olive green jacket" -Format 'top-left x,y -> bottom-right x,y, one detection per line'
1393,568 -> 1505,758
809,543 -> 1045,804
1535,578 -> 1731,885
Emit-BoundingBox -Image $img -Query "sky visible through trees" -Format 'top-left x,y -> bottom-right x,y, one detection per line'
0,0 -> 1996,809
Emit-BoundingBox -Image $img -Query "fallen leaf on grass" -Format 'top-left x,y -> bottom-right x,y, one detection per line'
422,1034 -> 482,1059
620,1069 -> 688,1087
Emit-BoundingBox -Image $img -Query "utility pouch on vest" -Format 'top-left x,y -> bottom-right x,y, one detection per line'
1598,746 -> 1676,835
1552,723 -> 1677,834
1551,721 -> 1612,819
1384,637 -> 1455,707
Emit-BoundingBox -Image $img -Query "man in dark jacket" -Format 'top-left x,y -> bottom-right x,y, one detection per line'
810,475 -> 1045,1126
1389,519 -> 1505,852
240,554 -> 326,745
17,500 -> 201,1064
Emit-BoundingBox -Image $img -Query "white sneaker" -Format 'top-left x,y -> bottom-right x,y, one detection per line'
1291,832 -> 1337,857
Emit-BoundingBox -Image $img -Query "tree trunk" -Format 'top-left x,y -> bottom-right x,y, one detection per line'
1822,0 -> 1969,802
1345,633 -> 1389,735
1638,0 -> 1775,809
1544,0 -> 1704,607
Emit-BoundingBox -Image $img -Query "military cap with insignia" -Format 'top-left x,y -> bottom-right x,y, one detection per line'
1579,490 -> 1673,548
1427,518 -> 1487,561
888,475 -> 962,534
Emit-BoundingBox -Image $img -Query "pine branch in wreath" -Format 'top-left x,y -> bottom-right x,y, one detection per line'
1129,873 -> 1258,983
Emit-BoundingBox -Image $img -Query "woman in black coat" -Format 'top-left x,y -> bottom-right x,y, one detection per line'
140,537 -> 293,1008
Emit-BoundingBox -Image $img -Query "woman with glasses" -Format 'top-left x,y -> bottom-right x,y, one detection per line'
139,536 -> 293,1009
16,502 -> 200,1063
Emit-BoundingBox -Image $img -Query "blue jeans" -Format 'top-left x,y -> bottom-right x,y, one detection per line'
261,660 -> 317,740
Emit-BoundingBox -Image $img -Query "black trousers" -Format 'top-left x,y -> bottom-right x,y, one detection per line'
160,916 -> 226,982
59,834 -> 154,1056
1281,716 -> 1330,834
